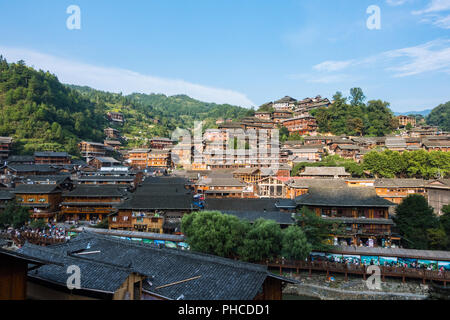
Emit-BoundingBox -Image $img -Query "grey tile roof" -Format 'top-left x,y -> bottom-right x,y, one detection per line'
374,179 -> 425,188
287,178 -> 347,189
19,243 -> 136,294
117,194 -> 194,210
300,167 -> 350,176
0,190 -> 15,200
7,164 -> 59,173
34,152 -> 70,158
13,184 -> 61,194
63,185 -> 127,198
295,186 -> 395,207
20,232 -> 291,300
205,198 -> 293,213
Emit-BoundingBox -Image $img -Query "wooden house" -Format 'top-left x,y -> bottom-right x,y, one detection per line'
295,186 -> 396,245
13,184 -> 63,222
60,185 -> 125,222
374,179 -> 426,205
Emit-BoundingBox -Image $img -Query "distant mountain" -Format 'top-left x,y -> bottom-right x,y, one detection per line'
394,109 -> 433,117
426,102 -> 450,132
0,56 -> 253,155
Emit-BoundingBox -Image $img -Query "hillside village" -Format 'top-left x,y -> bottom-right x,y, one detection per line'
1,91 -> 449,300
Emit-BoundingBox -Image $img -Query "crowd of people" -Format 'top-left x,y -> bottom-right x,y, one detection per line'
1,223 -> 70,247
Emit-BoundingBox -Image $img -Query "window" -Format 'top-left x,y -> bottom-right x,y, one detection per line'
123,216 -> 129,221
112,217 -> 117,222
28,198 -> 35,202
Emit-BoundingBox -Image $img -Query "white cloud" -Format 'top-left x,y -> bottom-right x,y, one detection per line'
312,39 -> 450,78
412,0 -> 450,14
313,60 -> 354,72
386,0 -> 409,6
412,0 -> 450,29
0,47 -> 255,108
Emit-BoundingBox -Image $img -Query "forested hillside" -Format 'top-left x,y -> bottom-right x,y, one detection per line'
0,57 -> 105,155
311,88 -> 398,137
426,101 -> 450,132
0,57 -> 253,153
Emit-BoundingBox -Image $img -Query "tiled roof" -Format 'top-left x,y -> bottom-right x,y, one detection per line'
34,152 -> 70,158
20,243 -> 136,294
300,167 -> 350,176
295,186 -> 395,207
0,190 -> 14,200
19,232 -> 293,300
7,164 -> 59,173
13,184 -> 61,194
374,179 -> 425,188
117,194 -> 194,210
63,185 -> 127,198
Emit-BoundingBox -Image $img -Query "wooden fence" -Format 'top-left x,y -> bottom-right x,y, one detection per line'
265,259 -> 450,286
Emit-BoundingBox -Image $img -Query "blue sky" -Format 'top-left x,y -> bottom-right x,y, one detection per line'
0,0 -> 449,111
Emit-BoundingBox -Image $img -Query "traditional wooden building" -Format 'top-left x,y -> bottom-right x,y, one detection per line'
299,166 -> 351,179
255,111 -> 272,120
18,232 -> 295,300
150,137 -> 173,150
422,139 -> 450,152
0,190 -> 15,212
88,157 -> 121,170
13,184 -> 63,222
79,141 -> 109,160
295,186 -> 396,245
285,178 -> 347,200
0,246 -> 53,300
195,174 -> 251,198
147,150 -> 171,168
334,145 -> 361,161
104,139 -> 122,150
233,168 -> 262,183
374,179 -> 426,204
0,137 -> 13,160
425,179 -> 450,216
107,111 -> 124,124
104,127 -> 121,140
385,137 -> 407,152
127,148 -> 150,169
281,116 -> 318,136
397,115 -> 416,128
5,164 -> 60,177
273,96 -> 297,111
60,185 -> 125,222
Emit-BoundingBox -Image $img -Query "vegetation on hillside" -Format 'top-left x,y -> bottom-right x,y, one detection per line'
0,57 -> 253,154
312,88 -> 398,136
292,150 -> 450,179
426,101 -> 450,132
0,57 -> 105,155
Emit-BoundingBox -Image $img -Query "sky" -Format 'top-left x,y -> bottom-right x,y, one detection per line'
0,0 -> 449,112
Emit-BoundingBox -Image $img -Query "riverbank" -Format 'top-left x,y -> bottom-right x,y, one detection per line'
281,270 -> 429,300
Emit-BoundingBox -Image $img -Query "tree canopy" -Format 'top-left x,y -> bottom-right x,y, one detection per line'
426,101 -> 450,132
393,195 -> 440,250
312,89 -> 397,136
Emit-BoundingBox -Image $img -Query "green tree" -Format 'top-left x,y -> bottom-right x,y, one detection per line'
238,219 -> 283,262
30,219 -> 47,230
0,201 -> 31,229
294,207 -> 340,251
439,205 -> 450,250
393,195 -> 439,249
181,211 -> 250,259
426,101 -> 450,131
281,226 -> 312,260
